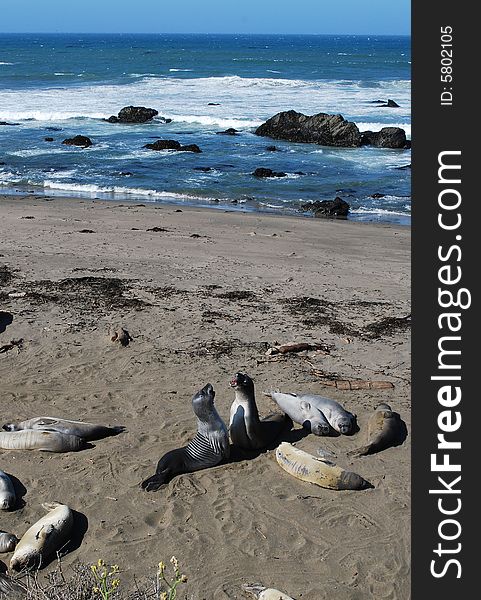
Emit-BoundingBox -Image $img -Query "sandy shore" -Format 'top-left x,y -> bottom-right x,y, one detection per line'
0,194 -> 410,599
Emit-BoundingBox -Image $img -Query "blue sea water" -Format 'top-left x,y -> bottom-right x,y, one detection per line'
0,34 -> 411,224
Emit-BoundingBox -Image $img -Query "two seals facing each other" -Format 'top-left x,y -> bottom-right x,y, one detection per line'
142,383 -> 230,492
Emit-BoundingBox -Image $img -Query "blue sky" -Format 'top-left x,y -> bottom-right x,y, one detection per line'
0,1 -> 410,35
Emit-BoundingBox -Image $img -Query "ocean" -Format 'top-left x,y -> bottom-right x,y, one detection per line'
0,33 -> 411,224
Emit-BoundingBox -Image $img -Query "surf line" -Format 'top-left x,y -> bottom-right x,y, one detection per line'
429,150 -> 470,580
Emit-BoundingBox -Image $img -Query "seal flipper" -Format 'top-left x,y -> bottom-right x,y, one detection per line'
141,469 -> 170,492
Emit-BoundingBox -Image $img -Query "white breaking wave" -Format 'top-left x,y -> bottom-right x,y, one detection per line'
0,75 -> 411,131
0,62 -> 14,65
351,207 -> 411,216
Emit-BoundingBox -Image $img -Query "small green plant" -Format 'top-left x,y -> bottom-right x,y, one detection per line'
91,559 -> 120,599
157,556 -> 187,600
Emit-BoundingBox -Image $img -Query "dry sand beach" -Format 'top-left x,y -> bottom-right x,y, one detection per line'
0,194 -> 410,599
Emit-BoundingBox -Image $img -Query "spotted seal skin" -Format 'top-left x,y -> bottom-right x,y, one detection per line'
347,403 -> 407,456
3,417 -> 125,441
10,502 -> 74,572
141,383 -> 230,492
0,470 -> 16,510
264,391 -> 330,436
0,430 -> 86,452
285,393 -> 356,435
229,373 -> 292,451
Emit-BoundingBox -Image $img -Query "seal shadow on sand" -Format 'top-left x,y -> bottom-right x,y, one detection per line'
0,311 -> 13,334
4,473 -> 27,510
227,425 -> 310,463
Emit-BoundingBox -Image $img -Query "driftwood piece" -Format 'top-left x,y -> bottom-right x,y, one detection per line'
266,342 -> 330,356
0,339 -> 23,354
311,369 -> 394,390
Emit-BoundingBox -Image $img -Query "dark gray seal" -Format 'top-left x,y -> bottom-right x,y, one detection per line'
229,373 -> 292,451
347,403 -> 407,456
141,383 -> 229,492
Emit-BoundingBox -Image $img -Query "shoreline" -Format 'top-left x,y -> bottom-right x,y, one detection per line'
0,193 -> 410,599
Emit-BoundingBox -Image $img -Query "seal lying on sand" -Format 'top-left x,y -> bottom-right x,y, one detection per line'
272,392 -> 356,435
0,531 -> 18,553
0,470 -> 16,510
141,383 -> 230,492
276,442 -> 372,490
244,583 -> 296,600
3,417 -> 125,441
0,430 -> 86,452
10,502 -> 74,571
229,373 -> 292,451
264,391 -> 330,436
347,403 -> 407,456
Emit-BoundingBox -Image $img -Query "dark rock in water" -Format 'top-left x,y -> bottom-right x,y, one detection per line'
361,127 -> 410,149
46,126 -> 62,131
62,135 -> 93,148
208,102 -> 221,106
370,193 -> 385,198
294,171 -> 306,175
44,137 -> 54,142
0,121 -> 17,126
179,144 -> 202,153
253,167 -> 287,178
395,164 -> 411,170
144,139 -> 202,153
118,171 -> 133,176
216,128 -> 239,136
194,166 -> 213,172
313,197 -> 350,219
144,139 -> 181,151
106,106 -> 163,123
266,145 -> 278,151
369,100 -> 386,104
255,110 -> 362,147
383,99 -> 400,108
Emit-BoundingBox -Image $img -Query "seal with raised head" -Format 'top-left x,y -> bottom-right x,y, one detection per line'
10,502 -> 74,571
0,430 -> 86,452
347,403 -> 407,456
3,417 -> 125,441
0,470 -> 16,510
264,391 -> 330,436
229,373 -> 292,451
141,383 -> 230,492
280,393 -> 356,435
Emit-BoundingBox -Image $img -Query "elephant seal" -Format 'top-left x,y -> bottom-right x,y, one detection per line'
0,430 -> 86,452
10,502 -> 74,571
276,442 -> 372,491
229,373 -> 292,451
244,583 -> 296,600
264,391 -> 330,436
281,393 -> 356,435
141,383 -> 230,492
3,417 -> 125,441
0,531 -> 18,553
347,403 -> 407,456
0,471 -> 16,510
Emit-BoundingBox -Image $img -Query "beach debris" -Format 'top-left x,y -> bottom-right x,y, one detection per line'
0,470 -> 16,510
0,530 -> 18,553
62,135 -> 93,148
146,226 -> 169,232
311,369 -> 395,390
110,326 -> 132,346
77,229 -> 95,233
0,572 -> 24,598
243,583 -> 296,599
0,339 -> 23,354
275,442 -> 372,491
265,342 -> 330,356
10,502 -> 74,571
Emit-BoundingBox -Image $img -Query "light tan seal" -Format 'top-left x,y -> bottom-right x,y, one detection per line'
0,430 -> 86,452
244,584 -> 296,600
347,403 -> 407,456
10,502 -> 74,571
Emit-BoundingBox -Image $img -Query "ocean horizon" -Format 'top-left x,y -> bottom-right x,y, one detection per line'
0,33 -> 411,224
